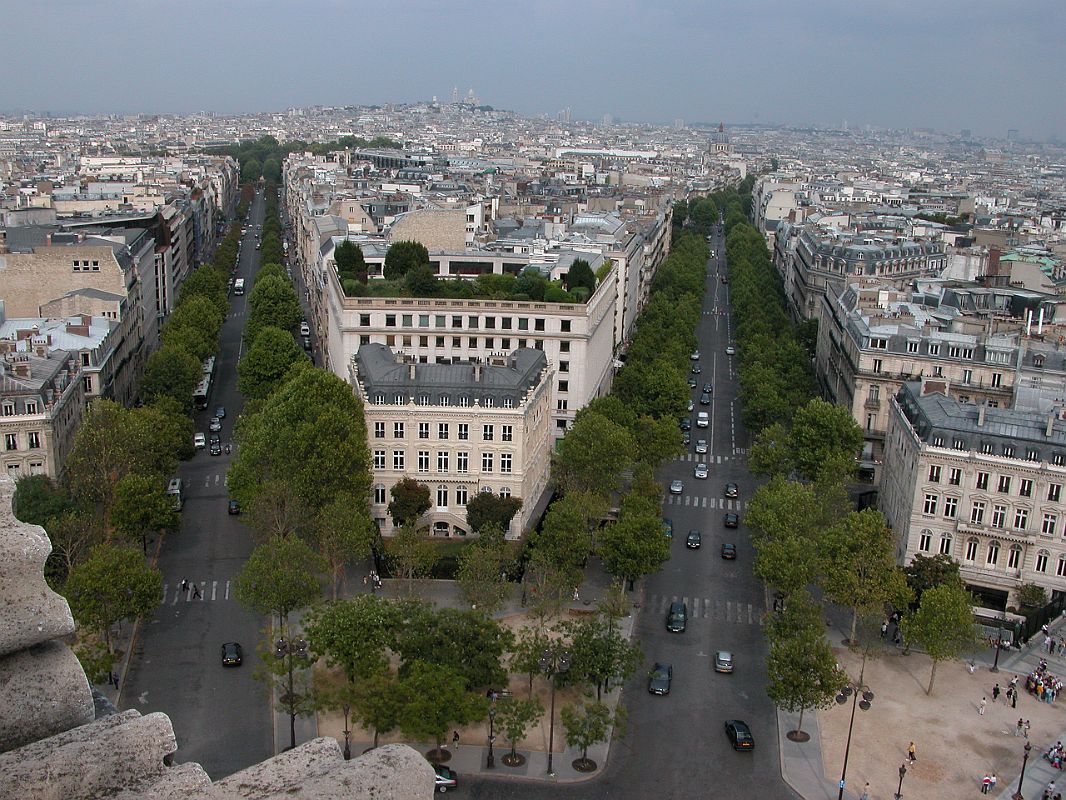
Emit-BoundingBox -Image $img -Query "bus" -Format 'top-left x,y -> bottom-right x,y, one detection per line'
234,278 -> 245,295
193,375 -> 211,411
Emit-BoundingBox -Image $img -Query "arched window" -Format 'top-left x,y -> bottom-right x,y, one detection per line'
1008,545 -> 1022,570
965,537 -> 979,561
499,486 -> 511,498
1035,550 -> 1050,573
939,535 -> 953,556
986,540 -> 1000,566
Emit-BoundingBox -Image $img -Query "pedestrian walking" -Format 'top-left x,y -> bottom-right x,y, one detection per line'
982,773 -> 991,794
993,683 -> 1001,702
180,578 -> 189,593
573,587 -> 580,601
192,583 -> 201,599
362,575 -> 368,588
979,697 -> 987,715
860,783 -> 870,800
990,773 -> 997,792
452,730 -> 460,747
1013,690 -> 1018,708
1025,719 -> 1032,739
1017,718 -> 1025,737
907,741 -> 917,762
881,621 -> 888,639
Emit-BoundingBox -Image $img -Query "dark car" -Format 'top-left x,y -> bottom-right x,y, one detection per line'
702,383 -> 713,394
209,432 -> 221,445
687,376 -> 698,389
721,542 -> 737,559
662,518 -> 673,538
679,418 -> 692,431
210,442 -> 223,456
681,431 -> 691,446
666,601 -> 688,633
214,406 -> 226,419
691,364 -> 702,374
725,719 -> 754,751
721,276 -> 729,284
686,530 -> 702,549
725,482 -> 739,499
209,417 -> 222,433
228,500 -> 240,515
221,642 -> 243,667
723,512 -> 739,529
648,662 -> 673,695
434,764 -> 458,792
302,336 -> 312,351
699,392 -> 711,405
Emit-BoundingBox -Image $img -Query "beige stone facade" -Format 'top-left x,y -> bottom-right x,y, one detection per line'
387,208 -> 467,251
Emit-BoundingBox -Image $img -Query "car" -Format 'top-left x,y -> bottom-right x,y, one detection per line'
302,336 -> 312,351
699,392 -> 711,405
721,542 -> 737,559
214,406 -> 226,419
690,350 -> 700,360
694,463 -> 709,479
696,412 -> 709,427
221,642 -> 243,667
210,442 -> 223,456
209,432 -> 221,445
723,514 -> 739,530
686,530 -> 702,549
721,276 -> 729,284
669,480 -> 684,495
209,417 -> 222,432
725,345 -> 736,355
702,383 -> 713,394
725,719 -> 754,751
725,482 -> 739,499
687,376 -> 698,389
687,400 -> 694,412
193,432 -> 206,449
695,439 -> 708,454
255,243 -> 260,250
434,764 -> 458,792
300,322 -> 310,336
691,364 -> 702,374
681,431 -> 691,445
715,651 -> 734,673
228,500 -> 241,515
666,602 -> 688,633
648,662 -> 673,695
679,418 -> 691,431
662,518 -> 673,538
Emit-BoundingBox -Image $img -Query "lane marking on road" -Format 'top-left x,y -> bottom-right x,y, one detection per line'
211,581 -> 218,601
225,580 -> 231,600
726,601 -> 733,622
160,584 -> 168,604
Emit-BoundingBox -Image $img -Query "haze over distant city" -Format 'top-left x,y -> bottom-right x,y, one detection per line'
5,0 -> 1065,139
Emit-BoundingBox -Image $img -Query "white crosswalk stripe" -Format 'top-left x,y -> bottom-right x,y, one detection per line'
161,580 -> 232,604
647,594 -> 762,625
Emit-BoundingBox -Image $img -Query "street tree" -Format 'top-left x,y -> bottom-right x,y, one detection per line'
383,240 -> 429,281
385,524 -> 438,590
396,605 -> 513,690
456,524 -> 514,615
495,696 -> 544,764
396,660 -> 487,757
560,701 -> 621,770
530,494 -> 595,583
553,411 -> 636,498
64,544 -> 163,652
310,494 -> 378,599
819,508 -> 913,645
237,326 -> 307,400
44,509 -> 105,584
788,398 -> 865,482
351,669 -> 403,748
464,492 -> 523,534
246,274 -> 302,343
110,473 -> 180,554
245,479 -> 311,541
13,474 -> 73,528
747,422 -> 793,479
304,595 -> 399,682
632,414 -> 685,469
904,553 -> 963,602
765,594 -> 846,740
140,345 -> 202,411
902,582 -> 977,694
234,535 -> 325,625
510,626 -> 552,697
387,478 -> 431,528
597,510 -> 670,594
557,616 -> 642,701
523,553 -> 574,627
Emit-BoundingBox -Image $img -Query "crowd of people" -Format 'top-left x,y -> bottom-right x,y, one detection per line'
1027,658 -> 1063,704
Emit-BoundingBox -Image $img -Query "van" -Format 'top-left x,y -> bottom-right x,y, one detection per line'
166,478 -> 183,511
697,412 -> 709,428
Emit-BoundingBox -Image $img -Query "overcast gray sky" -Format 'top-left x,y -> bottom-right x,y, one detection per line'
4,0 -> 1063,138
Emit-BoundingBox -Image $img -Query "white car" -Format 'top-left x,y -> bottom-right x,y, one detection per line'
725,345 -> 736,356
695,440 -> 708,454
690,350 -> 701,361
669,480 -> 684,495
300,322 -> 310,336
194,432 -> 206,449
694,464 -> 709,479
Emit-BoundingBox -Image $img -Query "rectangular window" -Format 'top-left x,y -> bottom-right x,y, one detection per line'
437,452 -> 449,473
373,450 -> 385,469
1003,445 -> 1015,458
518,317 -> 528,331
482,453 -> 493,472
962,369 -> 973,384
27,432 -> 40,449
939,536 -> 953,555
360,314 -> 371,326
437,485 -> 448,507
534,318 -> 545,331
1,403 -> 14,416
907,340 -> 919,353
484,317 -> 496,330
949,468 -> 962,486
501,453 -> 512,473
918,532 -> 931,552
872,358 -> 883,374
452,316 -> 463,329
419,314 -> 429,328
1014,508 -> 1029,530
458,424 -> 469,440
468,316 -> 479,329
483,425 -> 494,441
393,451 -> 405,470
374,422 -> 386,439
1021,479 -> 1033,497
929,344 -> 940,356
560,341 -> 570,353
944,497 -> 958,518
418,451 -> 430,473
923,494 -> 938,515
402,314 -> 413,327
385,314 -> 396,327
1049,484 -> 1062,503
559,361 -> 569,373
998,475 -> 1011,493
971,501 -> 985,524
557,399 -> 568,411
438,423 -> 449,440
457,452 -> 469,473
991,505 -> 1006,528
559,380 -> 569,393
419,423 -> 430,439
394,422 -> 405,439
928,465 -> 941,483
1043,513 -> 1058,536
501,425 -> 513,442
976,472 -> 989,490
374,486 -> 386,504
991,372 -> 1002,388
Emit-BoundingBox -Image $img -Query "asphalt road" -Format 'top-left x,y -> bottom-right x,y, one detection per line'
462,226 -> 798,799
120,190 -> 273,779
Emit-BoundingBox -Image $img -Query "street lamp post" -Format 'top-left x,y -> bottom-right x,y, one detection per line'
895,762 -> 907,799
539,648 -> 571,777
487,704 -> 497,768
275,636 -> 308,751
991,612 -> 1005,673
836,659 -> 874,800
1013,741 -> 1033,800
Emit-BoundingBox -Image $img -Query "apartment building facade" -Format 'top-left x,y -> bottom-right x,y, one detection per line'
881,380 -> 1066,608
352,344 -> 552,538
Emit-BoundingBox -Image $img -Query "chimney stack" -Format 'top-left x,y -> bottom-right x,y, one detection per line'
1048,414 -> 1057,438
978,404 -> 987,427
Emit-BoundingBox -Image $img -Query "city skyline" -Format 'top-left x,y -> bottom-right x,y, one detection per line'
4,0 -> 1064,139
